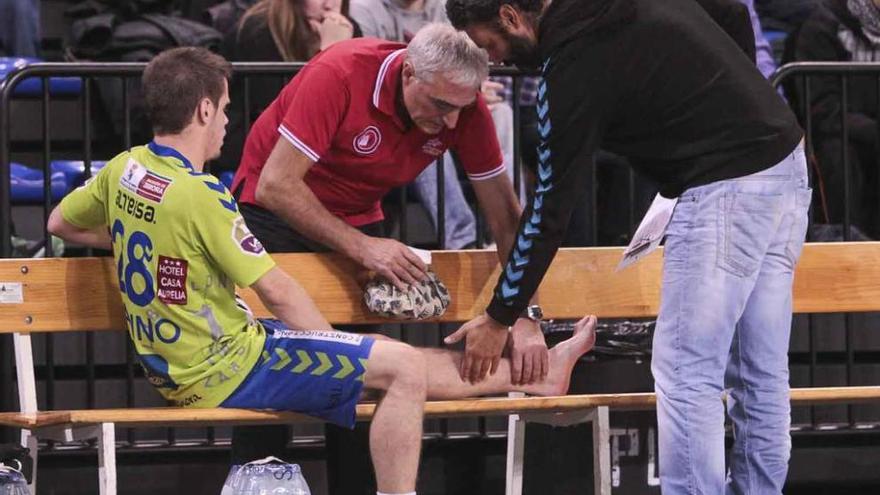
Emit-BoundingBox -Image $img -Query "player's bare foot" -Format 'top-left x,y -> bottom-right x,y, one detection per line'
523,315 -> 597,396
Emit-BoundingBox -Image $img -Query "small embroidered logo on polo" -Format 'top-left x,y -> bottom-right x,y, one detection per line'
353,126 -> 382,155
422,138 -> 444,157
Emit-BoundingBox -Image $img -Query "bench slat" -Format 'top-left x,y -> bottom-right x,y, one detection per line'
2,243 -> 880,333
2,387 -> 878,429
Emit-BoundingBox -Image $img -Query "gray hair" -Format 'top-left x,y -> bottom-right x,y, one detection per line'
406,23 -> 490,89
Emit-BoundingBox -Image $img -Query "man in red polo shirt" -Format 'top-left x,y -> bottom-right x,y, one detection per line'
232,24 -> 522,289
230,23 -> 550,493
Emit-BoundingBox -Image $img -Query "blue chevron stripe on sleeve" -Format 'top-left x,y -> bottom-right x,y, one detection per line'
538,162 -> 552,182
203,180 -> 226,193
500,280 -> 520,299
523,222 -> 540,236
533,194 -> 544,211
512,248 -> 529,267
537,82 -> 546,101
536,181 -> 553,194
505,263 -> 524,282
517,235 -> 533,251
529,210 -> 542,225
538,147 -> 551,163
537,101 -> 549,119
219,198 -> 238,213
538,120 -> 552,137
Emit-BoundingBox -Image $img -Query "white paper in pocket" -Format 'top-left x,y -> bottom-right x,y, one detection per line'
617,193 -> 679,272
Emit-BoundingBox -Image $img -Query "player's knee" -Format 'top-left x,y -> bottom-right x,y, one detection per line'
385,343 -> 427,400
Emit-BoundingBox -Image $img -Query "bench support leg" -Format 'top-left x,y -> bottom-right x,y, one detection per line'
513,406 -> 612,495
20,429 -> 38,494
97,423 -> 117,495
589,406 -> 611,495
505,413 -> 526,495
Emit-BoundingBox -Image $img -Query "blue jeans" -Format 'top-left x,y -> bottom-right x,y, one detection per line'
652,143 -> 810,495
412,152 -> 477,249
0,0 -> 40,56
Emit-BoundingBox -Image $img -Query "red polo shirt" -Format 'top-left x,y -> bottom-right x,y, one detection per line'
232,38 -> 505,227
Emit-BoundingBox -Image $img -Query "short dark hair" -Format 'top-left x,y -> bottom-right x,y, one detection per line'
446,0 -> 543,30
142,47 -> 232,135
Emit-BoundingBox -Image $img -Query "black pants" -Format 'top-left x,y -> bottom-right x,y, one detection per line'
231,202 -> 381,495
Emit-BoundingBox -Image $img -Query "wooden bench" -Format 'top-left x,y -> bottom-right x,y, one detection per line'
2,244 -> 880,494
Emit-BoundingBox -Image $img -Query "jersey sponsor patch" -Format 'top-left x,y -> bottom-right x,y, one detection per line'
157,256 -> 188,305
271,329 -> 365,346
352,126 -> 382,155
120,158 -> 173,203
231,217 -> 265,256
115,190 -> 157,223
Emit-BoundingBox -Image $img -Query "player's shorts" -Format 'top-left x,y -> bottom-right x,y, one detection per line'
221,319 -> 375,428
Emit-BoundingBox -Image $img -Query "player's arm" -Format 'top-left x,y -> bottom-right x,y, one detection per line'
256,139 -> 428,289
250,266 -> 333,331
47,167 -> 112,250
470,173 -> 521,264
192,177 -> 334,332
256,140 -> 367,267
256,63 -> 427,289
456,96 -> 521,264
47,206 -> 111,250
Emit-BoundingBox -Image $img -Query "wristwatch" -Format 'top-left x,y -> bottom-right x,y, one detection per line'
520,305 -> 544,322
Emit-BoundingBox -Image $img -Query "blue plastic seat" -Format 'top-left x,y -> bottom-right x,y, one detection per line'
10,162 -> 68,203
51,160 -> 108,190
763,29 -> 787,45
0,57 -> 82,96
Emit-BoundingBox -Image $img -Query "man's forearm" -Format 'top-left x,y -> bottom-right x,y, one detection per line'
265,286 -> 333,331
265,181 -> 367,261
50,225 -> 111,251
71,230 -> 112,251
254,267 -> 333,331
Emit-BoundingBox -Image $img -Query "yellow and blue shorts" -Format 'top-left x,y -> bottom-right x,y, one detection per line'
222,319 -> 375,428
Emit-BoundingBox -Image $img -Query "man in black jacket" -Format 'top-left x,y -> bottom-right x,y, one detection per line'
445,0 -> 809,493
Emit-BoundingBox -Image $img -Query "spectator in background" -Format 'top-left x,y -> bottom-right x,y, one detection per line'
216,0 -> 360,173
741,0 -> 779,78
0,0 -> 40,57
231,0 -> 357,62
349,0 -> 445,41
791,0 -> 880,239
350,0 -> 516,249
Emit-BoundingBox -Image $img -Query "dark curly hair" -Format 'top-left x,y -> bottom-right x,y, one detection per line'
446,0 -> 543,30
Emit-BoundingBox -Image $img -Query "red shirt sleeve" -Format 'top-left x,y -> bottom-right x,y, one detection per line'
277,63 -> 350,162
453,95 -> 505,181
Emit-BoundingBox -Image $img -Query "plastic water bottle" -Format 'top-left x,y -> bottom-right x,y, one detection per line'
0,464 -> 30,495
220,457 -> 311,495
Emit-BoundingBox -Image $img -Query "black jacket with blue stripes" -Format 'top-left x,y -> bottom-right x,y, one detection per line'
485,0 -> 803,326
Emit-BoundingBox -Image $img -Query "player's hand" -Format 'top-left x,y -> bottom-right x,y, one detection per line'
358,237 -> 429,290
507,318 -> 548,385
310,12 -> 354,52
481,80 -> 505,105
445,313 -> 508,383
